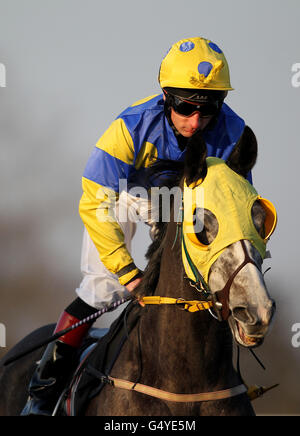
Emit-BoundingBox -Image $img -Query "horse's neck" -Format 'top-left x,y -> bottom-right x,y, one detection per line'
140,221 -> 236,392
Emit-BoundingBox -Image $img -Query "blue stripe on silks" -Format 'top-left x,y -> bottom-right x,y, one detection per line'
83,147 -> 132,192
204,103 -> 245,161
203,103 -> 252,183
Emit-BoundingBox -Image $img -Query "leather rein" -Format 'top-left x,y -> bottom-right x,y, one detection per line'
106,231 -> 260,403
106,376 -> 247,403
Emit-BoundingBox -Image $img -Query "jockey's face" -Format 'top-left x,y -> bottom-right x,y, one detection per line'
170,107 -> 212,137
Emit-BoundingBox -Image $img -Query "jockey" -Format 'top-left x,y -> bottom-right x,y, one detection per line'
21,37 -> 253,415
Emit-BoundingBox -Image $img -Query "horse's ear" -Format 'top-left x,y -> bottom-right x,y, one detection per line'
184,129 -> 207,186
226,126 -> 257,178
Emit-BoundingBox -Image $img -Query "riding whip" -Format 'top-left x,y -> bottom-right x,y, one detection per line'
3,296 -> 133,367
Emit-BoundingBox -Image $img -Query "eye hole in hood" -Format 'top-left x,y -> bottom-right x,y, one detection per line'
187,208 -> 219,247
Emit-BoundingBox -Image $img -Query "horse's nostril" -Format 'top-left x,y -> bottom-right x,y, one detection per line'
232,306 -> 254,324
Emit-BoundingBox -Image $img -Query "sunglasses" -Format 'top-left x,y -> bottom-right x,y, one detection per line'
167,94 -> 220,118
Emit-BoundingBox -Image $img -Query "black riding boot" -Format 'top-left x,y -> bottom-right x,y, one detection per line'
21,340 -> 77,416
21,298 -> 98,416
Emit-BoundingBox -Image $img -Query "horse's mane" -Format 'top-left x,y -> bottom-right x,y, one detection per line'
136,129 -> 207,297
136,159 -> 184,297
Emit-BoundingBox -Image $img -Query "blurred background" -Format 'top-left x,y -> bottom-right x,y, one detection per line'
0,0 -> 299,415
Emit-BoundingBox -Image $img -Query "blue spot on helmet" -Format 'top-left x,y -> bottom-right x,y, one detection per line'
180,41 -> 195,52
198,61 -> 213,77
208,42 -> 223,54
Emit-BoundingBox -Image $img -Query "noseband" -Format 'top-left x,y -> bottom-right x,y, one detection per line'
182,231 -> 261,321
211,239 -> 261,321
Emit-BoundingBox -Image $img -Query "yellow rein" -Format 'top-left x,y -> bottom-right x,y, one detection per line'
140,296 -> 213,313
103,296 -> 278,403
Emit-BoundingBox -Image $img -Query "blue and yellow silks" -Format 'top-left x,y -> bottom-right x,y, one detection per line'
79,94 -> 246,285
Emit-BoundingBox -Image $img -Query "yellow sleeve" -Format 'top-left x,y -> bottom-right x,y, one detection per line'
79,119 -> 140,285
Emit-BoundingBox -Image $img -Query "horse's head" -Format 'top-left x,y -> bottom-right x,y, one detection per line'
182,127 -> 277,348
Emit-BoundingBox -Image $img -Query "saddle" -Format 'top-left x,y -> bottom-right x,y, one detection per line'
58,301 -> 143,416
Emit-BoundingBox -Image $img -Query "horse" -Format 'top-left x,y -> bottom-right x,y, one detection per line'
0,126 -> 276,416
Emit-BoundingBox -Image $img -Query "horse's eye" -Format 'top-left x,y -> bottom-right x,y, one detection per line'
193,208 -> 219,246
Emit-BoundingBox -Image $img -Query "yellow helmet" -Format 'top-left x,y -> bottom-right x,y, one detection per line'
158,37 -> 233,91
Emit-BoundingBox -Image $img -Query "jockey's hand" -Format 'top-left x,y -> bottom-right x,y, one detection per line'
125,276 -> 145,306
126,276 -> 143,292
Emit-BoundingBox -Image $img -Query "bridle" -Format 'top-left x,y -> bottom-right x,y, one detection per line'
212,239 -> 261,320
100,191 -> 270,404
101,236 -> 260,404
182,234 -> 261,322
175,189 -> 263,322
140,226 -> 261,321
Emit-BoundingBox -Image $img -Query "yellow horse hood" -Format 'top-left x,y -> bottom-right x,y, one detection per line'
182,157 -> 277,283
